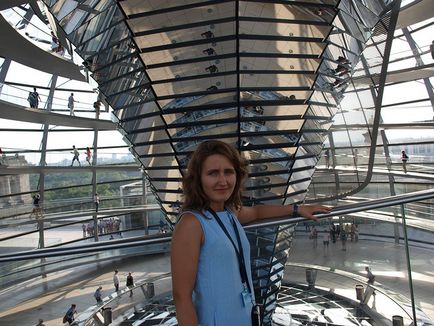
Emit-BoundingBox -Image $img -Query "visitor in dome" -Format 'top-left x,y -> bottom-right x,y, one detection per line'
70,145 -> 80,166
36,318 -> 45,326
27,87 -> 41,108
126,272 -> 134,297
50,31 -> 59,51
310,225 -> 318,248
63,304 -> 77,325
113,270 -> 120,292
94,193 -> 100,212
86,147 -> 92,165
401,150 -> 409,173
93,100 -> 101,116
365,266 -> 375,285
324,148 -> 330,168
68,93 -> 75,116
94,286 -> 103,304
171,140 -> 330,325
431,40 -> 434,60
29,193 -> 42,218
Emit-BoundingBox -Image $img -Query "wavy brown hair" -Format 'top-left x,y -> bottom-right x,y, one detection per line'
182,140 -> 247,211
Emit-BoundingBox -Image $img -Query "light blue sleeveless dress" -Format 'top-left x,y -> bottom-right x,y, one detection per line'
187,209 -> 254,326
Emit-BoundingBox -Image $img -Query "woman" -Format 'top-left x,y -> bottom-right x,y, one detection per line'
86,147 -> 92,165
171,140 -> 330,325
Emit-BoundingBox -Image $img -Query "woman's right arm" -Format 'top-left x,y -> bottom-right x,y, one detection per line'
171,213 -> 203,326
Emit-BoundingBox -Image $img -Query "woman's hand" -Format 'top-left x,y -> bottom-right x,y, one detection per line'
298,204 -> 331,221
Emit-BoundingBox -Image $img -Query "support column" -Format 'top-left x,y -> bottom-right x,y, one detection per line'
328,132 -> 340,195
142,172 -> 148,235
402,28 -> 434,114
37,75 -> 57,250
36,75 -> 57,278
0,176 -> 13,206
381,130 -> 400,244
385,1 -> 418,324
92,103 -> 99,242
401,204 -> 417,325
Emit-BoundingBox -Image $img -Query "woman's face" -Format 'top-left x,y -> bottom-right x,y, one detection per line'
201,154 -> 236,210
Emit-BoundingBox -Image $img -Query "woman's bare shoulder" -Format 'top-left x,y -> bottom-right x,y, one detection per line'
172,212 -> 204,244
174,212 -> 202,234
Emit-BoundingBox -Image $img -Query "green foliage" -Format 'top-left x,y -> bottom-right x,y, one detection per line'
44,184 -> 92,201
33,171 -> 141,202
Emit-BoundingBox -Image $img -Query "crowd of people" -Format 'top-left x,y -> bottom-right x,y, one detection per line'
81,218 -> 121,238
309,222 -> 359,253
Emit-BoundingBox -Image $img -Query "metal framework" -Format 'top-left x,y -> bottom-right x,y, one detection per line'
1,0 -> 434,324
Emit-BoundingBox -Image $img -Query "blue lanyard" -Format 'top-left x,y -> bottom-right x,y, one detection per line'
208,208 -> 252,294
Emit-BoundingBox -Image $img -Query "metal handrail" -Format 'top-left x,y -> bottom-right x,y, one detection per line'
0,188 -> 433,262
245,188 -> 434,229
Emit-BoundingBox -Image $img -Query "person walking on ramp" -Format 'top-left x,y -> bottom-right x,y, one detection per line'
71,145 -> 81,166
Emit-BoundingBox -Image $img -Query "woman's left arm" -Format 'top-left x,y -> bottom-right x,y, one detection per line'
237,204 -> 331,224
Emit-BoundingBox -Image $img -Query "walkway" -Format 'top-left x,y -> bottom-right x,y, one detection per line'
0,232 -> 432,325
0,15 -> 85,81
396,0 -> 434,30
0,100 -> 116,130
0,205 -> 161,228
353,63 -> 434,85
0,163 -> 139,175
317,165 -> 434,181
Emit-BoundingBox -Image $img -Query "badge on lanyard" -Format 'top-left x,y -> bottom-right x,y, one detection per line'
241,283 -> 252,306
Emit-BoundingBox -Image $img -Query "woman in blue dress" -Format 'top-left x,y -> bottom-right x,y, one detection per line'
171,140 -> 330,326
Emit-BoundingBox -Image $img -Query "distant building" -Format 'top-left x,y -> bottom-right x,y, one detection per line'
119,181 -> 162,231
391,142 -> 434,159
0,155 -> 31,208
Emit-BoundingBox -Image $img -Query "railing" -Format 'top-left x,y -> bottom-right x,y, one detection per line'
0,234 -> 170,288
0,194 -> 148,220
284,263 -> 418,325
0,146 -> 135,167
0,83 -> 95,113
245,188 -> 434,230
1,189 -> 433,262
